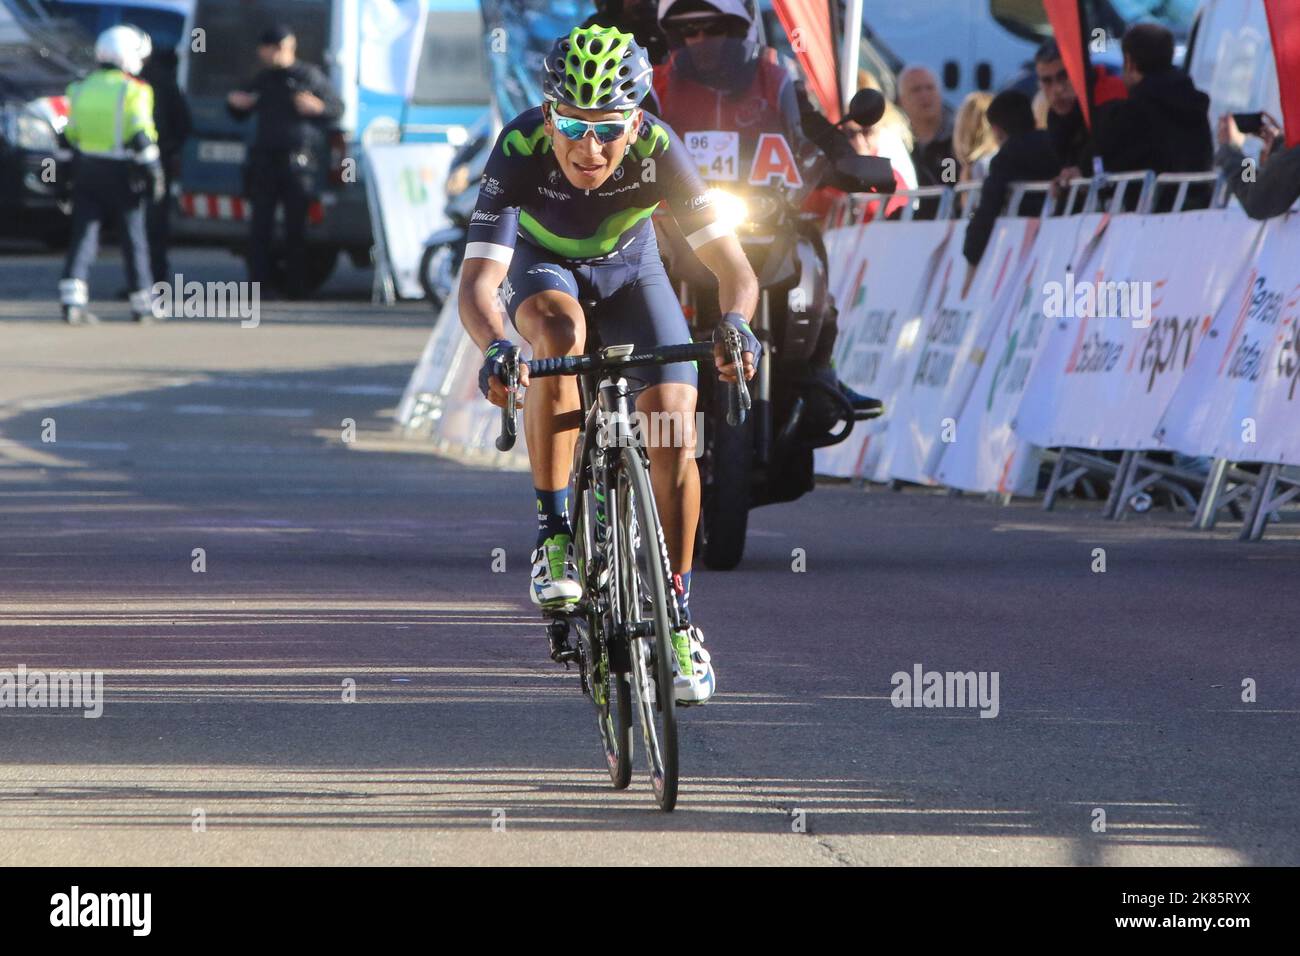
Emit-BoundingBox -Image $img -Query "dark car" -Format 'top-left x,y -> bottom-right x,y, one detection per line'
0,5 -> 92,243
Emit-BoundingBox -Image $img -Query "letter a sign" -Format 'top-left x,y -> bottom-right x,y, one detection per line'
747,133 -> 803,188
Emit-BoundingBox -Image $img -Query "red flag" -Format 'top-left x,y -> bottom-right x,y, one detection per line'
1042,0 -> 1094,129
771,0 -> 840,121
1264,0 -> 1300,148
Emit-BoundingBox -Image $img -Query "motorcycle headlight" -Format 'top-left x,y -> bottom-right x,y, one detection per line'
707,188 -> 748,232
15,112 -> 57,152
747,193 -> 782,225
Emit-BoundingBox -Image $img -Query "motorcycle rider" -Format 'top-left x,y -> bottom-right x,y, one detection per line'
652,0 -> 881,425
58,25 -> 165,325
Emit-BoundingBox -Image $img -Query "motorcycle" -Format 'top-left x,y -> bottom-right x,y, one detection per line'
418,117 -> 494,312
674,90 -> 895,569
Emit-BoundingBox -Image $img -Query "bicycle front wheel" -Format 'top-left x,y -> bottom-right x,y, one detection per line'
613,445 -> 679,812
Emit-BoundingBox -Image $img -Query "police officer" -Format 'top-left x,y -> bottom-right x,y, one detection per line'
226,26 -> 342,299
59,26 -> 165,325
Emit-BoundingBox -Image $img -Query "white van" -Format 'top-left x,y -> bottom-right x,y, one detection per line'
863,0 -> 1199,99
1185,0 -> 1282,125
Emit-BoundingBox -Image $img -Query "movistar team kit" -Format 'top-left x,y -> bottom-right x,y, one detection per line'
466,103 -> 733,388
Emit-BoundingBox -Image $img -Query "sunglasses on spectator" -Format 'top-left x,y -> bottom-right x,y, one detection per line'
547,107 -> 636,144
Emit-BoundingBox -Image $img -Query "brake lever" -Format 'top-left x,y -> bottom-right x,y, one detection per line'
495,346 -> 521,452
723,326 -> 752,427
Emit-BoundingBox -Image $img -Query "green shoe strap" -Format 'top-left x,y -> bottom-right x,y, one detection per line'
543,534 -> 571,580
672,630 -> 692,672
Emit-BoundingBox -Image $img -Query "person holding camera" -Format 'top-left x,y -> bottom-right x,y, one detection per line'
1217,111 -> 1300,220
226,25 -> 342,298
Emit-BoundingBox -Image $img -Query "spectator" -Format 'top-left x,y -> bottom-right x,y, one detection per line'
1093,24 -> 1212,184
954,91 -> 997,185
834,79 -> 914,220
962,90 -> 1062,268
1036,40 -> 1091,178
850,71 -> 918,189
1036,40 -> 1128,184
227,25 -> 343,298
1216,113 -> 1300,219
897,65 -> 955,187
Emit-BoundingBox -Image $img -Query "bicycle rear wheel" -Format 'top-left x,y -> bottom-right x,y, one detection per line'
613,445 -> 679,811
574,462 -> 633,790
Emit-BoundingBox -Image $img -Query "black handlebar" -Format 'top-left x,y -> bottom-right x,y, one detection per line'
493,341 -> 753,450
526,342 -> 715,378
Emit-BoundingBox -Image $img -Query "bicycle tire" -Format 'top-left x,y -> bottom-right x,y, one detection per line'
614,445 -> 679,811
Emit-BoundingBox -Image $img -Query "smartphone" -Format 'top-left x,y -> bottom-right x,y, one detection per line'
1233,112 -> 1265,135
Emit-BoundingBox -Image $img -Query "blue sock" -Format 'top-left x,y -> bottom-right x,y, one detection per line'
673,570 -> 692,622
535,487 -> 572,545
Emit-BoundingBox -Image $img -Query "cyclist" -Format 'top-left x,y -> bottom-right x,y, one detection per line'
458,25 -> 760,704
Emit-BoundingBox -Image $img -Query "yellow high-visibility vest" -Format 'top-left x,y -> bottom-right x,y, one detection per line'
65,67 -> 158,160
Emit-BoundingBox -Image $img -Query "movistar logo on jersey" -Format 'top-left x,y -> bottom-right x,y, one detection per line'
503,124 -> 550,157
632,121 -> 669,160
520,206 -> 657,259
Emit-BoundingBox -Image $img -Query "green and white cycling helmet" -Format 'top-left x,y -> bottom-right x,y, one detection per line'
542,25 -> 653,112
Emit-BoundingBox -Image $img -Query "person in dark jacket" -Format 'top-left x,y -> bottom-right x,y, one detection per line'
1216,113 -> 1300,219
140,45 -> 191,283
226,25 -> 343,297
1093,24 -> 1212,185
963,91 -> 1063,268
1036,41 -> 1093,174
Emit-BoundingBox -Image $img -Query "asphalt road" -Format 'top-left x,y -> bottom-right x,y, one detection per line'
1,244 -> 1296,865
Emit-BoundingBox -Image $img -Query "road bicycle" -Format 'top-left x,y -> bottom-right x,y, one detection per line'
495,329 -> 749,812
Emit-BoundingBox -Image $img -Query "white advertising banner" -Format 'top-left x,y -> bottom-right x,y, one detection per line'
1014,210 -> 1262,450
397,276 -> 471,425
364,142 -> 455,300
815,218 -> 953,479
398,269 -> 531,469
932,216 -> 1085,494
872,217 -> 1032,485
1156,215 -> 1298,463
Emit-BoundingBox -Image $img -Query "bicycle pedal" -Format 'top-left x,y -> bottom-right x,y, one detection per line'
546,618 -> 579,665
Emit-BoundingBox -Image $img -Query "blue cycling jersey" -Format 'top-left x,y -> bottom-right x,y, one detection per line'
465,106 -> 730,264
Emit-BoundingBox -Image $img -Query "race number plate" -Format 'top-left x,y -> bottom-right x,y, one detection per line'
684,130 -> 740,182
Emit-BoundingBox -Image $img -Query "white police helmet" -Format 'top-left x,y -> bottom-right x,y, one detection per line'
95,25 -> 150,76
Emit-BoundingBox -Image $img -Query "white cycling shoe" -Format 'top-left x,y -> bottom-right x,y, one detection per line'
530,534 -> 582,608
670,625 -> 715,705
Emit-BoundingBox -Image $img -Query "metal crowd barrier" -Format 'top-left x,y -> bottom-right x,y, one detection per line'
832,166 -> 1296,539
